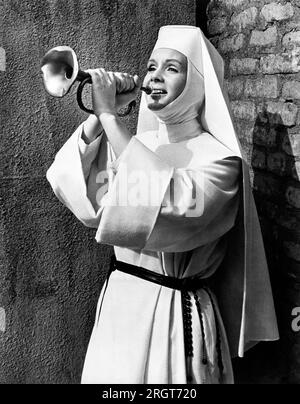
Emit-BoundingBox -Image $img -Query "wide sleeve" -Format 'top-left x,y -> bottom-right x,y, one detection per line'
96,137 -> 241,252
46,123 -> 111,228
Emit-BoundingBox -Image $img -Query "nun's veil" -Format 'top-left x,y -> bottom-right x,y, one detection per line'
137,26 -> 279,358
137,25 -> 241,157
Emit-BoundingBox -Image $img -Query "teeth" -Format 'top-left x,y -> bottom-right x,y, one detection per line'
152,90 -> 165,94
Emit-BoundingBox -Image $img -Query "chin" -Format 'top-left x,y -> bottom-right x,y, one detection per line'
147,102 -> 166,111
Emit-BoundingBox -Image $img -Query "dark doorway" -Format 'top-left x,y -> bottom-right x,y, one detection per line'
196,0 -> 210,35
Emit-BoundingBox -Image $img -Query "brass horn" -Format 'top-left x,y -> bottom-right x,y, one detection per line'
41,46 -> 150,115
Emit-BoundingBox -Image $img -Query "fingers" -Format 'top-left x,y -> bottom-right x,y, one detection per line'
133,74 -> 141,90
86,69 -> 140,94
115,76 -> 140,110
85,69 -> 117,115
85,69 -> 99,83
86,68 -> 114,89
114,72 -> 136,93
133,74 -> 139,85
99,68 -> 111,86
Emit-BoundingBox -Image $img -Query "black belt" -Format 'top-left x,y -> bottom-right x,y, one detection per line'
110,255 -> 207,291
109,255 -> 223,383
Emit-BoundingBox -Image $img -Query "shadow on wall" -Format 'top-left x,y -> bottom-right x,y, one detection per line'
233,109 -> 299,384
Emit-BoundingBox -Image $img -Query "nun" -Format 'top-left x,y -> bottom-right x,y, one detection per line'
46,25 -> 279,384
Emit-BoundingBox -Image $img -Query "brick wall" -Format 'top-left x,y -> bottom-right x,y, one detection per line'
206,0 -> 300,383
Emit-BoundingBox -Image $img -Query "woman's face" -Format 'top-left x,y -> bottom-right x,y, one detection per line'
143,48 -> 187,111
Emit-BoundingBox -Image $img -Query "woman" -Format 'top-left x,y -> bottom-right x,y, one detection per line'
46,25 -> 279,384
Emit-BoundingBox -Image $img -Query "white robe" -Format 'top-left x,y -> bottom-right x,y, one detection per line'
46,123 -> 241,384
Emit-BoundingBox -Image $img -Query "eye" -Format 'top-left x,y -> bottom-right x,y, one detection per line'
147,65 -> 156,72
167,66 -> 179,73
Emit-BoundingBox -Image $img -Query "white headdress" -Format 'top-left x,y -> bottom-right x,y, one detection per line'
137,25 -> 242,157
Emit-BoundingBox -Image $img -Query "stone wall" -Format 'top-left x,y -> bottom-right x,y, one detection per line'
0,0 -> 196,384
206,0 -> 300,383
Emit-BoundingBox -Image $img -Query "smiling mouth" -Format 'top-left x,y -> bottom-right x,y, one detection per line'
151,89 -> 167,94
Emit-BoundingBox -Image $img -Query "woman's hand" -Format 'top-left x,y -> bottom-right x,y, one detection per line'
87,68 -> 117,117
87,69 -> 140,117
114,73 -> 140,110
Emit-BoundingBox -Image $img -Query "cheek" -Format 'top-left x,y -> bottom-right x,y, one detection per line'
172,78 -> 186,99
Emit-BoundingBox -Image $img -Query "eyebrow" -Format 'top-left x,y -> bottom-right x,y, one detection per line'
147,58 -> 184,65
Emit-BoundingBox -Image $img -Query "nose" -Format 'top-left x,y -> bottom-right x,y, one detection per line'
150,68 -> 163,82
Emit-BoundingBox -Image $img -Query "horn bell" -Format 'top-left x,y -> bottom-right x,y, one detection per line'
41,46 -> 79,97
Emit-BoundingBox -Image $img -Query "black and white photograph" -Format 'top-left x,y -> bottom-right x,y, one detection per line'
0,0 -> 300,386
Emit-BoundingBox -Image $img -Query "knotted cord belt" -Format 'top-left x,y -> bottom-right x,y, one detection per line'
109,255 -> 223,383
